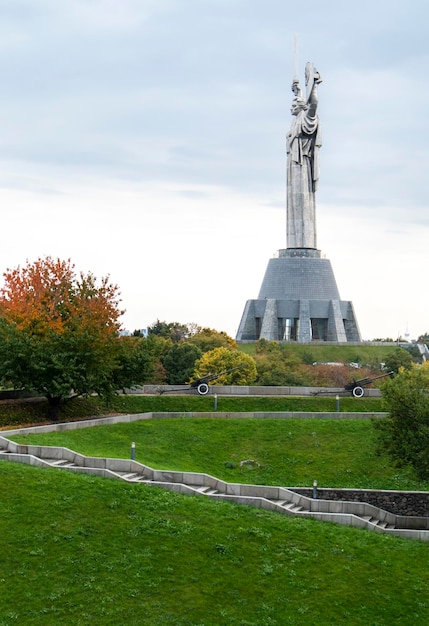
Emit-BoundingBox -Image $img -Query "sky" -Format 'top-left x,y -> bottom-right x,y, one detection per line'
0,0 -> 428,341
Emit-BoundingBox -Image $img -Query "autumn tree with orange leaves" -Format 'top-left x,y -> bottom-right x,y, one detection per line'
0,257 -> 124,419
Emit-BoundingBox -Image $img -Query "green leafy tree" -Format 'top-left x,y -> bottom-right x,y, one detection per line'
193,347 -> 257,386
142,334 -> 172,383
114,334 -> 172,388
163,343 -> 202,385
148,319 -> 196,343
417,332 -> 429,345
0,257 -> 123,419
187,327 -> 237,353
114,336 -> 158,391
383,347 -> 413,374
253,341 -> 311,386
254,338 -> 280,354
375,362 -> 429,479
257,356 -> 313,386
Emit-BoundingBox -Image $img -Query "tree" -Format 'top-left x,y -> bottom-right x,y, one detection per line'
253,340 -> 312,386
163,343 -> 202,384
383,347 -> 414,374
187,327 -> 237,353
0,257 -> 123,419
192,347 -> 257,386
255,354 -> 308,386
375,362 -> 429,479
417,332 -> 429,345
113,336 -> 160,391
148,319 -> 197,343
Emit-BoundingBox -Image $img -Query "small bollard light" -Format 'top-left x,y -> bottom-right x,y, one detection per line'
313,479 -> 318,499
131,441 -> 136,461
336,394 -> 340,413
214,393 -> 218,411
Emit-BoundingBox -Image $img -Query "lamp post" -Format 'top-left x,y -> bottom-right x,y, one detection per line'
312,479 -> 318,499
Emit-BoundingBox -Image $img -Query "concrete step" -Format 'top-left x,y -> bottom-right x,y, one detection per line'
375,521 -> 396,530
362,516 -> 382,526
196,486 -> 219,495
121,472 -> 140,480
282,502 -> 303,513
49,459 -> 78,468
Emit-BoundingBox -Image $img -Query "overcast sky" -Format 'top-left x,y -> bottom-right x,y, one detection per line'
0,0 -> 428,341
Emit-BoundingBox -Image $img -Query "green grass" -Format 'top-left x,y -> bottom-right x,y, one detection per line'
12,417 -> 428,491
4,396 -> 429,623
0,394 -> 384,428
238,342 -> 401,364
1,461 -> 429,625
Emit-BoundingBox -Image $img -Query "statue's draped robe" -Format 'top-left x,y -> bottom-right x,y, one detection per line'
286,111 -> 321,249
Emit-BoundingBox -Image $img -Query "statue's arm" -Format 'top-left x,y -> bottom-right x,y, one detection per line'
305,63 -> 322,117
307,83 -> 318,117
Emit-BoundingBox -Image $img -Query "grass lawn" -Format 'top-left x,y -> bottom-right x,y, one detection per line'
1,461 -> 429,625
237,342 -> 402,364
0,394 -> 384,429
11,417 -> 428,491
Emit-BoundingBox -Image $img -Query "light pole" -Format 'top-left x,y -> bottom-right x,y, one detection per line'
312,480 -> 318,499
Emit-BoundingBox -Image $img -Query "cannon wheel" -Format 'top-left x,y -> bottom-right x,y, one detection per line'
197,382 -> 210,395
352,386 -> 365,398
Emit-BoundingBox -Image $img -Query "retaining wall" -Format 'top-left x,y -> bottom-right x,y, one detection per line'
293,488 -> 429,517
0,411 -> 388,438
142,384 -> 382,397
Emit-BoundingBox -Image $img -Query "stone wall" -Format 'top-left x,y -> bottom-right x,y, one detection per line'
292,488 -> 429,517
142,384 -> 382,397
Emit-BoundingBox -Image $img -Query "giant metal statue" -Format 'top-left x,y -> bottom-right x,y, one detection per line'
286,62 -> 322,250
235,52 -> 362,344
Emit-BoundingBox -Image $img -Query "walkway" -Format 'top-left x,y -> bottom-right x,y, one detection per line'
1,426 -> 429,542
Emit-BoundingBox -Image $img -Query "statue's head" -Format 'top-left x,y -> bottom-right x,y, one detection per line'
291,97 -> 307,116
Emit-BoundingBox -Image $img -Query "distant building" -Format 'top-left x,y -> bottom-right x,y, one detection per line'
119,328 -> 148,337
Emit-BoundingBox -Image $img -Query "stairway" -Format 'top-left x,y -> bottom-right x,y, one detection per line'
1,434 -> 429,541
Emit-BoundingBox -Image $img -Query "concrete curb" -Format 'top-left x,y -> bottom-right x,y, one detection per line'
0,411 -> 388,437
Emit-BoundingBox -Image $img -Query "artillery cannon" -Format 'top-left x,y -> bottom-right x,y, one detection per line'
190,365 -> 246,395
312,370 -> 394,397
344,371 -> 394,398
160,365 -> 246,395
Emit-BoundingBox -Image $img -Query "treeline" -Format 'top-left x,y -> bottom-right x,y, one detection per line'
0,257 -> 418,420
129,322 -> 416,389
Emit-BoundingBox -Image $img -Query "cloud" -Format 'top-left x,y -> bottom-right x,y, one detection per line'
0,0 -> 428,340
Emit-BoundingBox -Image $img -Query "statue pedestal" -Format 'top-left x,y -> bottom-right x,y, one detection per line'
236,249 -> 361,342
